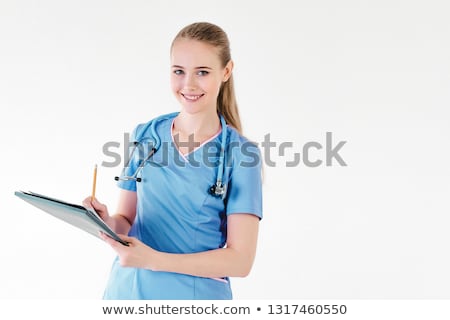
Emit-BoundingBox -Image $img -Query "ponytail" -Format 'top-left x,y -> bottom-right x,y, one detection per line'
217,74 -> 242,134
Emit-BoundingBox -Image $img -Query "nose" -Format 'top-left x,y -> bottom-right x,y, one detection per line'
183,73 -> 197,91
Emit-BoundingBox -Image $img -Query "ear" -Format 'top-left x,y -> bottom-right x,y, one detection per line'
222,60 -> 234,82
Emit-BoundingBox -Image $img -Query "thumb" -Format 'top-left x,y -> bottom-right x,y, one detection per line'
91,197 -> 107,211
82,196 -> 93,208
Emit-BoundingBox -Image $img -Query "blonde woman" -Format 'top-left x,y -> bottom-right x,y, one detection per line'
84,22 -> 262,299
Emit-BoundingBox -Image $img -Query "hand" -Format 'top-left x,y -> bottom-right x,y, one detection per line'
99,232 -> 159,270
82,197 -> 111,225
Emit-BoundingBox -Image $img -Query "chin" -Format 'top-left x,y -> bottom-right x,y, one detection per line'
177,104 -> 201,114
178,102 -> 209,115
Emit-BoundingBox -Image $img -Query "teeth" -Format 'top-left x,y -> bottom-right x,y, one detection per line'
183,94 -> 202,101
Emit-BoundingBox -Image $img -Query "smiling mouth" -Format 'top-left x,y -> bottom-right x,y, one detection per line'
181,93 -> 204,102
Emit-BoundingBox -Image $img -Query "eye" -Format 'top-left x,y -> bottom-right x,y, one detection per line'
173,69 -> 184,75
197,70 -> 209,76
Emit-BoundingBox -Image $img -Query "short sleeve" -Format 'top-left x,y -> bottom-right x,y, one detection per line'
225,140 -> 263,219
116,125 -> 141,192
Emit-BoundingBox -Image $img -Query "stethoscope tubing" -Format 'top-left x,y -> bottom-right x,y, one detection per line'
115,113 -> 228,198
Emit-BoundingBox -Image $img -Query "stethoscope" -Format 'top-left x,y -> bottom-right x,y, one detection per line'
115,112 -> 228,199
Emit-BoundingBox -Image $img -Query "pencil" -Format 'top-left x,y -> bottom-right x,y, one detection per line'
92,164 -> 97,200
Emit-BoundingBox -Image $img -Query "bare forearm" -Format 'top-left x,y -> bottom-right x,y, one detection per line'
110,213 -> 133,235
152,214 -> 260,278
109,189 -> 136,235
153,247 -> 255,278
104,214 -> 260,279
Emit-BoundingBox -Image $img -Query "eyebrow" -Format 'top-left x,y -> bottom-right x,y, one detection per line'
171,65 -> 212,70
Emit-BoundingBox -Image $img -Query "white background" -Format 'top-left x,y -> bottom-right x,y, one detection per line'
1,0 -> 449,300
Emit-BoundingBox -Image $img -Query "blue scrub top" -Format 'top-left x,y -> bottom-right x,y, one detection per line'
103,113 -> 263,300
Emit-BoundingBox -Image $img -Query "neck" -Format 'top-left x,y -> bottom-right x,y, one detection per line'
175,110 -> 220,137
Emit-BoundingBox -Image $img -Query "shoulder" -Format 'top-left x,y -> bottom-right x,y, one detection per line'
131,112 -> 178,140
226,126 -> 258,147
226,126 -> 261,168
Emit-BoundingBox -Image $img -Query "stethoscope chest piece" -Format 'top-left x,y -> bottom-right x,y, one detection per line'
209,181 -> 227,199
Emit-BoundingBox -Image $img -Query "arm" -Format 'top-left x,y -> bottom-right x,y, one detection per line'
83,189 -> 137,235
99,135 -> 263,278
157,213 -> 260,277
101,213 -> 260,278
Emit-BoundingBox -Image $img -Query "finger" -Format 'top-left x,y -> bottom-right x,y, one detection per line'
117,234 -> 135,243
82,196 -> 93,208
99,232 -> 117,246
91,198 -> 107,212
100,232 -> 131,249
99,231 -> 107,240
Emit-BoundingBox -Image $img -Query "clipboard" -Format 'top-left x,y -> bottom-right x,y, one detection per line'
15,190 -> 129,246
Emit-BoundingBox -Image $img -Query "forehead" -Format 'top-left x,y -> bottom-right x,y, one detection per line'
171,38 -> 221,67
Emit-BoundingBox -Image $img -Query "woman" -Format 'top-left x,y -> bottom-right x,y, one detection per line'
84,22 -> 263,299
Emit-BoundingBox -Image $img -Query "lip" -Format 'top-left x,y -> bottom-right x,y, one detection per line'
181,93 -> 205,102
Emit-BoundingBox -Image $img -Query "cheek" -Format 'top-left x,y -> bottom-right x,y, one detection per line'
170,76 -> 181,94
202,78 -> 222,95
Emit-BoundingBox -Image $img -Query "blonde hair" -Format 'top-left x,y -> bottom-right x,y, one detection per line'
171,22 -> 242,134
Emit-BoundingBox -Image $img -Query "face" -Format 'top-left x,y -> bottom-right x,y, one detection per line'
170,38 -> 233,115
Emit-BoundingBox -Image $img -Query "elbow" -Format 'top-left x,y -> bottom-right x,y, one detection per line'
237,269 -> 251,278
235,255 -> 255,278
236,264 -> 253,278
